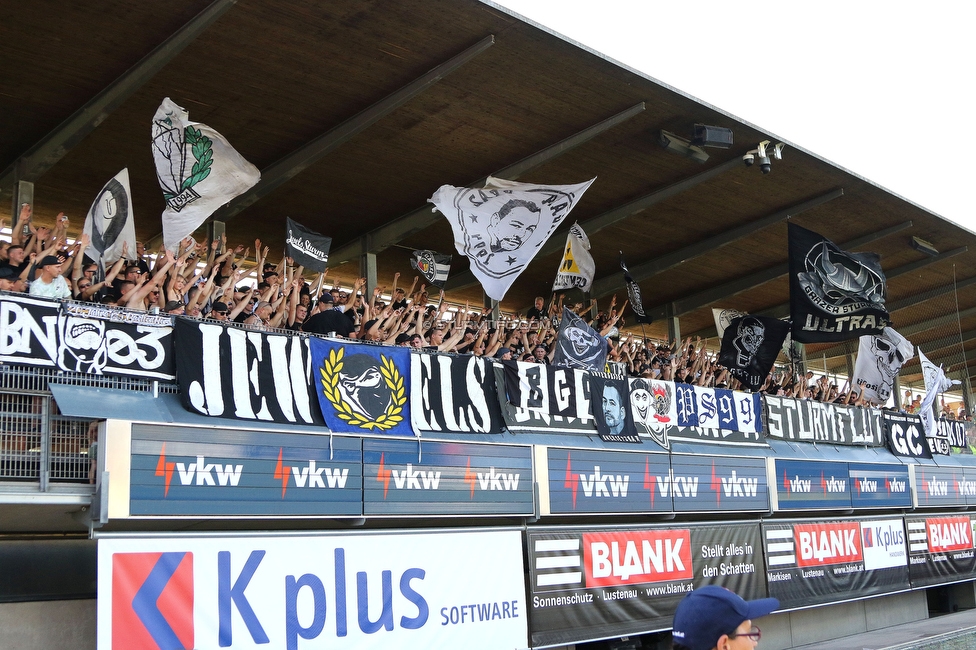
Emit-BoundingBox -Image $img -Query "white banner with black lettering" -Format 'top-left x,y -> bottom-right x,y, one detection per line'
411,352 -> 504,434
764,395 -> 884,446
174,318 -> 323,425
0,295 -> 174,379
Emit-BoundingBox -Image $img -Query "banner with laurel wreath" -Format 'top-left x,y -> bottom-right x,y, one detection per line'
309,338 -> 413,436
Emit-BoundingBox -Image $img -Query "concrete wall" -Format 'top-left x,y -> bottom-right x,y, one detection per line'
0,599 -> 95,649
760,590 -> 928,650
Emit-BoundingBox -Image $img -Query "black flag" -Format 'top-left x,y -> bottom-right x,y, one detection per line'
621,254 -> 652,324
718,315 -> 790,391
590,374 -> 641,443
285,217 -> 332,273
552,307 -> 607,372
788,223 -> 888,343
410,250 -> 452,288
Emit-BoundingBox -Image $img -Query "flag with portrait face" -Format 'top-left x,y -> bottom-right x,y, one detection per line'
852,327 -> 913,405
552,222 -> 595,292
789,223 -> 889,343
590,374 -> 640,443
411,250 -> 452,288
718,315 -> 789,391
83,168 -> 136,270
429,176 -> 594,301
152,97 -> 260,250
551,307 -> 607,373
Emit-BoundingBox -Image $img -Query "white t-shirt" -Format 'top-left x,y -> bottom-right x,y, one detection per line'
29,275 -> 71,299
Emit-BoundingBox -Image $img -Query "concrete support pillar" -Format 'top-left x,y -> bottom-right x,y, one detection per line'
209,220 -> 225,253
893,375 -> 902,410
665,303 -> 680,343
10,180 -> 33,241
360,251 -> 377,297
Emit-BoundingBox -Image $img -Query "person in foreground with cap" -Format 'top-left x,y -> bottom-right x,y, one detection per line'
28,255 -> 72,299
672,585 -> 778,650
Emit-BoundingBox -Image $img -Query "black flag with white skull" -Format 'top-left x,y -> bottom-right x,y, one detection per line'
621,254 -> 652,324
718,315 -> 789,391
285,217 -> 332,273
551,307 -> 607,373
789,223 -> 889,343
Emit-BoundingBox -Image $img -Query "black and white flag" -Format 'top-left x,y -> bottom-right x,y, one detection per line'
788,223 -> 889,343
83,168 -> 136,271
152,98 -> 260,250
852,327 -> 913,405
919,348 -> 960,438
429,176 -> 594,301
411,250 -> 452,288
621,255 -> 652,324
714,307 -> 797,363
552,222 -> 594,292
285,217 -> 331,272
718,315 -> 789,390
551,307 -> 606,372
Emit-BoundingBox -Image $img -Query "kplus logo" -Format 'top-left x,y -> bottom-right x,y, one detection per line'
112,552 -> 194,650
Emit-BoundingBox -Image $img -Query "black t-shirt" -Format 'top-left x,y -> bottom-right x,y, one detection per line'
304,308 -> 355,338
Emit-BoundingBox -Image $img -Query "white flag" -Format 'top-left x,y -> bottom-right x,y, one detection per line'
918,347 -> 960,437
152,98 -> 260,250
713,308 -> 746,339
852,328 -> 913,405
552,222 -> 595,291
430,176 -> 594,301
83,168 -> 136,269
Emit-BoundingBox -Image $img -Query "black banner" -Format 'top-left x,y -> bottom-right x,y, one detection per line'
0,295 -> 175,379
285,217 -> 331,272
788,223 -> 889,343
590,374 -> 640,443
174,318 -> 324,425
718,315 -> 789,390
410,249 -> 451,288
621,255 -> 652,325
763,517 -> 909,609
883,412 -> 931,459
526,522 -> 766,648
906,514 -> 976,588
764,395 -> 884,446
939,418 -> 968,449
495,366 -> 597,435
410,352 -> 504,434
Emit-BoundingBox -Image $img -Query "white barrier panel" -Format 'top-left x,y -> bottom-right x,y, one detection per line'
98,529 -> 527,650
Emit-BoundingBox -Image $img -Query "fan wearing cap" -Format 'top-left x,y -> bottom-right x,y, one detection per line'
28,255 -> 72,299
672,585 -> 778,650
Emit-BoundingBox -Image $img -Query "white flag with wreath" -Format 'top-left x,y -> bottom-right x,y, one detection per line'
152,97 -> 260,250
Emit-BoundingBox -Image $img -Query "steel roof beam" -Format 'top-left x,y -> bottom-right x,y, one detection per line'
0,0 -> 236,189
590,188 -> 844,300
444,152 -> 744,291
329,101 -> 646,267
657,220 -> 915,324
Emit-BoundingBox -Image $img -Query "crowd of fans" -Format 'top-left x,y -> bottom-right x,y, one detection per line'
0,202 -> 970,420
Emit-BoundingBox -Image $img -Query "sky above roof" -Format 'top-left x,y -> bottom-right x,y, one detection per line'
494,0 -> 975,233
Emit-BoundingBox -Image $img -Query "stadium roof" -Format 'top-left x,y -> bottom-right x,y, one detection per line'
2,0 -> 974,389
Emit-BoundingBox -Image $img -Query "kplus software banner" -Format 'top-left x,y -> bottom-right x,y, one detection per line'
98,530 -> 527,650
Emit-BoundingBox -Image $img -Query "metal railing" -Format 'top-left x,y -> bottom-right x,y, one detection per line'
0,365 -> 178,487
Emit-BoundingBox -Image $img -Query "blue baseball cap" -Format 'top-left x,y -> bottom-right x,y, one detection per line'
672,585 -> 778,650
